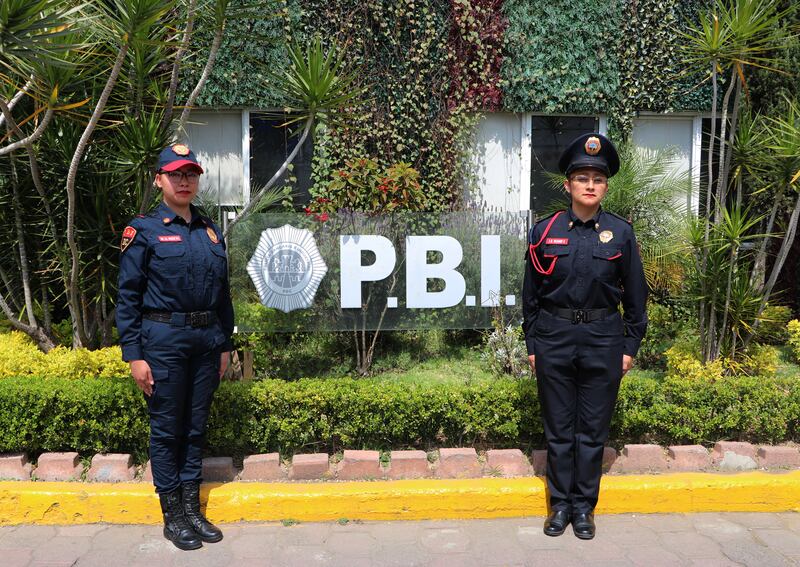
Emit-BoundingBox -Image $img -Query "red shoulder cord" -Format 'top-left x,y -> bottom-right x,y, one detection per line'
528,211 -> 564,276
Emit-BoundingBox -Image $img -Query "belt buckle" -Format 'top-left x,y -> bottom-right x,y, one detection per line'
189,312 -> 208,327
572,309 -> 585,324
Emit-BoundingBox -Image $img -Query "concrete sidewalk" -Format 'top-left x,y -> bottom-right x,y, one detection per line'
2,513 -> 800,567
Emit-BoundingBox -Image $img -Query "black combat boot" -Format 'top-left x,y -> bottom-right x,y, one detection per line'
181,480 -> 223,543
159,489 -> 202,550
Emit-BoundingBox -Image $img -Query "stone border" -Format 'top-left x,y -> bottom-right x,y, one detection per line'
3,442 -> 799,483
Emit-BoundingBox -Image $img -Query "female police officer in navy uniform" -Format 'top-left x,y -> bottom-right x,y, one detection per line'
522,133 -> 647,540
117,144 -> 234,550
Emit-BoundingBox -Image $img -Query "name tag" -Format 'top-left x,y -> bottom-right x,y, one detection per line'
158,235 -> 182,242
545,238 -> 568,245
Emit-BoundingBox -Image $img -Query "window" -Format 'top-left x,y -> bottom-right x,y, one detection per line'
249,112 -> 314,209
529,116 -> 598,214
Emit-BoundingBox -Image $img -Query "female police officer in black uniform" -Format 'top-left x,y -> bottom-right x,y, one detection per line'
522,133 -> 647,540
117,144 -> 234,550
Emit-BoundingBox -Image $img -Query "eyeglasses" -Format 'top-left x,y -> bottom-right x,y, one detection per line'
570,175 -> 608,186
159,170 -> 200,182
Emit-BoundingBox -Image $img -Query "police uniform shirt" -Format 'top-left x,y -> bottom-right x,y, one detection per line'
116,202 -> 235,361
522,206 -> 648,357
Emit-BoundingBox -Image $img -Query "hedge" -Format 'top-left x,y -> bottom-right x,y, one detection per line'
1,374 -> 798,461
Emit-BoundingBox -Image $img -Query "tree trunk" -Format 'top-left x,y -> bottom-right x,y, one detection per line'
744,190 -> 800,348
65,42 -> 130,348
176,22 -> 225,135
163,0 -> 198,128
699,60 -> 718,362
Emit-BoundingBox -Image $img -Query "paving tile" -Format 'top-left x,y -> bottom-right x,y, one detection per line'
658,531 -> 724,558
625,546 -> 688,566
272,544 -> 336,567
2,524 -> 57,548
230,532 -> 279,557
427,554 -> 482,567
634,513 -> 693,532
725,512 -> 785,529
89,525 -> 151,551
604,523 -> 661,547
31,535 -> 92,563
523,549 -> 584,567
325,532 -> 376,556
173,543 -> 234,567
57,524 -> 109,537
3,548 -> 33,567
364,521 -> 420,544
752,529 -> 800,556
468,534 -> 527,564
691,513 -> 754,543
720,539 -> 793,567
279,523 -> 332,546
419,527 -> 471,553
369,543 -> 432,567
687,560 -> 745,567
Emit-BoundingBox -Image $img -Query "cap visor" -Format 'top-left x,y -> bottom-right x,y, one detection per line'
160,160 -> 204,173
566,158 -> 609,176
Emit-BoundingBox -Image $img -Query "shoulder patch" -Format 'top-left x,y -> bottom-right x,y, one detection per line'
120,226 -> 137,253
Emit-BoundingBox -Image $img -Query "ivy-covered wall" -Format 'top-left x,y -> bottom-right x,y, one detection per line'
501,0 -> 622,115
178,0 -> 728,205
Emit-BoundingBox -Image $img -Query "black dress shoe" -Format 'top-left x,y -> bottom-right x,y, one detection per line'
543,510 -> 571,536
572,512 -> 596,540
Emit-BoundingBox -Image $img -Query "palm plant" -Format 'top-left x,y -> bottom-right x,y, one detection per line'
545,144 -> 691,296
224,35 -> 368,238
677,0 -> 794,361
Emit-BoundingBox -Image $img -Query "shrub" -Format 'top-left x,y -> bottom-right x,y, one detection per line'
0,332 -> 128,379
665,342 -> 779,379
788,320 -> 800,362
2,371 -> 800,460
636,302 -> 695,370
756,304 -> 793,345
480,324 -> 528,379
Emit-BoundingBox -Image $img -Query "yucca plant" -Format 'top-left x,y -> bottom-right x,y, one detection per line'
678,0 -> 795,361
224,35 -> 368,237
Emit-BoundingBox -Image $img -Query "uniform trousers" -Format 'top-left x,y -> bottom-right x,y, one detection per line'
534,309 -> 624,514
142,318 -> 222,494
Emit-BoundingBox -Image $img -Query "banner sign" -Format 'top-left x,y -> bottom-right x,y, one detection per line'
229,211 -> 527,331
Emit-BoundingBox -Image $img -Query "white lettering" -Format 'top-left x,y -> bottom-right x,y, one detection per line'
405,236 -> 466,308
340,235 -> 396,308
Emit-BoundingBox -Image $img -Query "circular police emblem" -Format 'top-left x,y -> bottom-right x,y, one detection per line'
584,136 -> 601,156
247,225 -> 327,313
172,144 -> 190,156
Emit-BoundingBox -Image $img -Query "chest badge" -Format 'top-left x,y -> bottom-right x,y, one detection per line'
206,227 -> 219,244
599,230 -> 614,244
545,237 -> 569,245
158,235 -> 182,242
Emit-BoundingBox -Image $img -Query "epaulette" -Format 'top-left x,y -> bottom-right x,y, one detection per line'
605,210 -> 632,225
528,210 -> 563,242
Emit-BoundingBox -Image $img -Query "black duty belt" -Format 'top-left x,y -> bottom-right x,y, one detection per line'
541,304 -> 617,324
143,311 -> 217,327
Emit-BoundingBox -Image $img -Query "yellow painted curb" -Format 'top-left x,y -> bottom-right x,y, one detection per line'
1,472 -> 799,525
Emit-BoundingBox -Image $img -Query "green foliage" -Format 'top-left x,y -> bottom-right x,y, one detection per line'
176,0 -> 293,108
755,304 -> 793,344
308,158 -> 427,215
501,0 -> 621,114
612,372 -> 800,445
479,306 -> 528,379
3,370 -> 800,457
0,376 -> 149,460
665,340 -> 780,378
636,302 -> 695,371
788,320 -> 800,362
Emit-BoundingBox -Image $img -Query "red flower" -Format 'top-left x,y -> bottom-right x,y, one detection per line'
316,212 -> 329,222
304,207 -> 312,216
338,170 -> 348,178
378,184 -> 388,193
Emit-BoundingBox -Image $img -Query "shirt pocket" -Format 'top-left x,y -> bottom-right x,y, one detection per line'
151,242 -> 187,278
540,245 -> 571,279
593,245 -> 622,280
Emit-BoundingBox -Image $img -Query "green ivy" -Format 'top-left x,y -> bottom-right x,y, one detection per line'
501,0 -> 622,114
176,0 -> 296,108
